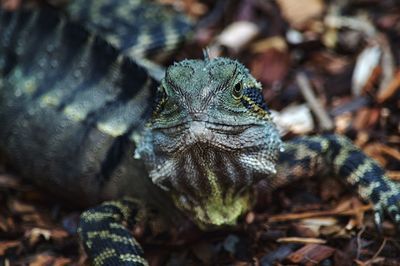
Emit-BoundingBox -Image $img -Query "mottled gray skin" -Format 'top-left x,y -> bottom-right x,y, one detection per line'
137,58 -> 283,226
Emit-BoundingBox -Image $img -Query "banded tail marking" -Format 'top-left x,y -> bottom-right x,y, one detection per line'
275,135 -> 400,223
78,198 -> 149,266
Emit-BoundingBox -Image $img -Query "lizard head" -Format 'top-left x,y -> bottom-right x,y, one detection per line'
136,57 -> 283,228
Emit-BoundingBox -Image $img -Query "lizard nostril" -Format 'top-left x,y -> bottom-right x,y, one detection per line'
189,112 -> 207,121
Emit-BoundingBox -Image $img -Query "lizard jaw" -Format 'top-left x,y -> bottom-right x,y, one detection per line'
138,142 -> 279,227
172,185 -> 253,228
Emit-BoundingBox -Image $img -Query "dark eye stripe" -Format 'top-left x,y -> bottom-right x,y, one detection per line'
241,87 -> 270,117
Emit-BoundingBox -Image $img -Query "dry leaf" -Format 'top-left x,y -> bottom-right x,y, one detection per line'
25,228 -> 69,246
276,0 -> 325,28
273,104 -> 314,135
377,70 -> 400,103
29,254 -> 71,266
0,0 -> 21,10
286,244 -> 335,264
352,45 -> 381,96
9,199 -> 36,213
250,47 -> 290,86
0,241 -> 20,256
0,175 -> 21,189
216,21 -> 260,52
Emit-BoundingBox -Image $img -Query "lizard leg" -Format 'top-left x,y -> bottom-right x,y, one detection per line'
78,197 -> 148,266
273,134 -> 400,226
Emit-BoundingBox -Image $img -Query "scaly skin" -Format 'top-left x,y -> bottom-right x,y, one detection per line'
65,0 -> 193,58
0,4 -> 399,266
78,198 -> 148,266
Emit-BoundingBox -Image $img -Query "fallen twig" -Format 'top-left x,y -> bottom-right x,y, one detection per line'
296,72 -> 334,131
267,203 -> 372,223
277,237 -> 327,244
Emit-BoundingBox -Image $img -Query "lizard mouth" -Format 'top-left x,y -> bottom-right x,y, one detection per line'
150,120 -> 274,154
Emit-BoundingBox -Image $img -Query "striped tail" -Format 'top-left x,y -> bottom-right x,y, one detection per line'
78,198 -> 148,266
275,134 -> 400,226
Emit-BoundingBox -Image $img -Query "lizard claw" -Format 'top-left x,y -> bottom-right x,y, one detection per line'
387,204 -> 400,226
372,183 -> 400,234
373,209 -> 384,234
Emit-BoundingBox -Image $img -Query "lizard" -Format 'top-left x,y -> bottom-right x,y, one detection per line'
1,2 -> 400,266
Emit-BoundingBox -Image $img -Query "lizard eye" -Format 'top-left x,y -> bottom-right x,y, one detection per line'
233,82 -> 243,99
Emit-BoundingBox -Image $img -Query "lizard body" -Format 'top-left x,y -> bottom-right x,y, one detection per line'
0,5 -> 182,217
0,3 -> 399,266
65,0 -> 193,59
